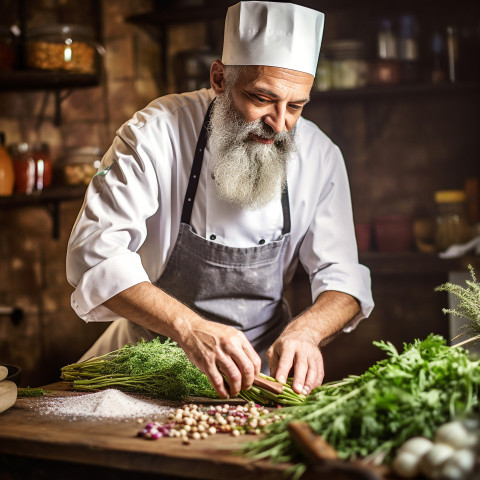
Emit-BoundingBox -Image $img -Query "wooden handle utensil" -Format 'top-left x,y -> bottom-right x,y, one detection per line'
252,375 -> 284,395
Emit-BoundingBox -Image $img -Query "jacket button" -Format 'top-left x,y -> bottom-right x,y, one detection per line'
259,239 -> 265,245
210,234 -> 216,240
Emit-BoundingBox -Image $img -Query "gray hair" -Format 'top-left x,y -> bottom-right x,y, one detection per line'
223,65 -> 249,90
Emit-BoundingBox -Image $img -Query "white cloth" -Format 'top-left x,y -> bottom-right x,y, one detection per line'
67,88 -> 374,330
222,1 -> 325,76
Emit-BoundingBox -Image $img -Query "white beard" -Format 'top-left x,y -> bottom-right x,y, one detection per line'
207,93 -> 297,209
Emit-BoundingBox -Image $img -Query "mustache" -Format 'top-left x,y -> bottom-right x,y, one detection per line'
239,118 -> 294,151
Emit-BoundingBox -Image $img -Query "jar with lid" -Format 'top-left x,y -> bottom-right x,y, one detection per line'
9,143 -> 35,195
59,147 -> 103,186
25,24 -> 102,73
434,190 -> 472,252
327,40 -> 368,89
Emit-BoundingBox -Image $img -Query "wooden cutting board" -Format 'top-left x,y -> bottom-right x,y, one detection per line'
0,382 -> 390,480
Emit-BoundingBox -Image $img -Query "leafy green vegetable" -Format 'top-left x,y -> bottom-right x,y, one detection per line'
435,264 -> 480,347
61,338 -> 305,405
241,334 -> 480,478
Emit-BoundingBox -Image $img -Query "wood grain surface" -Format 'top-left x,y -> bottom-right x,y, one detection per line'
0,383 -> 390,480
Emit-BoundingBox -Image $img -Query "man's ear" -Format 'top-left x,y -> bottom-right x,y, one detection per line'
210,60 -> 226,95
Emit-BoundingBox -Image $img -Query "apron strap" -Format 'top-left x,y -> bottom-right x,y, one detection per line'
281,185 -> 291,235
181,99 -> 291,236
181,100 -> 215,225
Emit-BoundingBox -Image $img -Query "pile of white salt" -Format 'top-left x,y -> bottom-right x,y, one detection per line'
37,389 -> 174,421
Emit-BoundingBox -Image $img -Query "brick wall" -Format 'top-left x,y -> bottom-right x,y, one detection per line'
0,0 -> 209,386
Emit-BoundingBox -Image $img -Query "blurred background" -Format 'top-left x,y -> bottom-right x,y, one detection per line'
0,0 -> 479,387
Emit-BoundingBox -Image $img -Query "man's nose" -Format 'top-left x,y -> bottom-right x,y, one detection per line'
264,105 -> 287,133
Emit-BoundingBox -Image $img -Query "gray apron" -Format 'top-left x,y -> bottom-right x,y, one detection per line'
79,101 -> 292,372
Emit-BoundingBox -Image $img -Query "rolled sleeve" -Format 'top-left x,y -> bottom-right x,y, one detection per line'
310,263 -> 374,331
70,252 -> 150,322
66,126 -> 160,323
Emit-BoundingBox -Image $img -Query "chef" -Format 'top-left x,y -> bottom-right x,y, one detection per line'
66,1 -> 374,399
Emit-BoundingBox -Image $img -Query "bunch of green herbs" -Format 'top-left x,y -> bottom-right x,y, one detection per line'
241,334 -> 480,479
61,338 -> 305,405
435,264 -> 480,347
17,387 -> 47,398
61,338 -> 217,400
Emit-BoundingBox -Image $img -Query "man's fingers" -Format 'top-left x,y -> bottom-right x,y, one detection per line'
206,365 -> 230,398
222,340 -> 259,391
314,355 -> 325,388
303,356 -> 318,395
216,358 -> 243,397
292,352 -> 309,395
274,347 -> 294,385
242,342 -> 262,377
266,346 -> 278,379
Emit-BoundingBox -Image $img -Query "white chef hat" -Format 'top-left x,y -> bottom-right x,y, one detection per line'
222,1 -> 325,77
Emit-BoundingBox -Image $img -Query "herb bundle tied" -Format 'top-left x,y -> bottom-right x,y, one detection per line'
61,338 -> 304,405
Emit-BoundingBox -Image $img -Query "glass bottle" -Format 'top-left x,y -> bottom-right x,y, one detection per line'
0,132 -> 15,196
398,14 -> 420,83
434,190 -> 472,252
377,17 -> 397,60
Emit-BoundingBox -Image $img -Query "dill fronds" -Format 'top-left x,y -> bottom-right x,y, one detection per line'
435,265 -> 480,346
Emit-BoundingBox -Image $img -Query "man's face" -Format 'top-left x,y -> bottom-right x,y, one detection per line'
228,65 -> 313,134
208,65 -> 313,210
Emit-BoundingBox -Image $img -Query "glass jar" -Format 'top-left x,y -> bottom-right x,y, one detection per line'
327,40 -> 368,89
8,142 -> 52,194
9,143 -> 35,195
434,190 -> 472,252
59,147 -> 103,186
25,24 -> 101,73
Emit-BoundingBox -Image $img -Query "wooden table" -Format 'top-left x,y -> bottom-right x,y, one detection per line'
0,383 -> 388,480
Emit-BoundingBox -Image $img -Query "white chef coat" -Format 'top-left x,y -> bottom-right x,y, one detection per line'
66,88 -> 374,330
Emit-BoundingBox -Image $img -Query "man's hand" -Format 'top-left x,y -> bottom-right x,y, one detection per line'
266,290 -> 361,395
180,318 -> 262,398
266,330 -> 324,395
103,282 -> 261,399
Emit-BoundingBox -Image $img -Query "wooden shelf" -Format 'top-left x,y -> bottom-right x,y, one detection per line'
126,0 -> 477,26
309,82 -> 480,102
359,251 -> 480,275
0,185 -> 87,239
0,185 -> 86,207
0,71 -> 100,92
292,251 -> 480,280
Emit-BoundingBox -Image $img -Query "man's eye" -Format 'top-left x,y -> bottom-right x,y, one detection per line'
289,104 -> 302,111
252,94 -> 268,103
